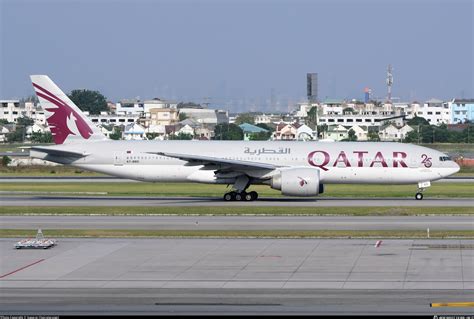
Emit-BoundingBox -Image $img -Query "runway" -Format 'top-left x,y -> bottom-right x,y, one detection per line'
2,288 -> 473,315
2,215 -> 473,230
1,195 -> 473,207
1,238 -> 473,315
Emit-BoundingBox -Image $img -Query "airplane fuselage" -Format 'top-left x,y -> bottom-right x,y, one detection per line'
31,140 -> 460,185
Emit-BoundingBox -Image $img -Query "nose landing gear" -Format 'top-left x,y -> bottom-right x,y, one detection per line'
415,181 -> 431,200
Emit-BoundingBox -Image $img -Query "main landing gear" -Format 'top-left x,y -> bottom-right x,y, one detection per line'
223,175 -> 258,201
415,181 -> 431,200
223,191 -> 259,201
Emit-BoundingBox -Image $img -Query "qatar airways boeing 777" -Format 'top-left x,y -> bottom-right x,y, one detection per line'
28,75 -> 460,201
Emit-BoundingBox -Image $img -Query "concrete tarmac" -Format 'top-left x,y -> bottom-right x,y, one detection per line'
1,195 -> 473,207
1,238 -> 473,315
2,215 -> 473,231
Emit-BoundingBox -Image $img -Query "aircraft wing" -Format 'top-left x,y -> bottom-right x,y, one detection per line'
147,151 -> 279,171
30,146 -> 90,158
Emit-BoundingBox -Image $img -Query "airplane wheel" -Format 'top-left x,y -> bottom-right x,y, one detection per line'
244,192 -> 254,201
415,193 -> 423,200
224,192 -> 235,201
249,191 -> 258,201
235,192 -> 244,201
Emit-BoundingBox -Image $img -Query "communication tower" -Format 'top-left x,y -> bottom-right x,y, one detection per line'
364,87 -> 372,103
386,64 -> 393,102
307,73 -> 318,103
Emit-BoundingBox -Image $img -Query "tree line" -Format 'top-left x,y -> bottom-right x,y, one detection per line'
404,117 -> 472,144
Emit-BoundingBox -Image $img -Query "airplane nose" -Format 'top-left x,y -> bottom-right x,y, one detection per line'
440,161 -> 460,178
453,161 -> 461,174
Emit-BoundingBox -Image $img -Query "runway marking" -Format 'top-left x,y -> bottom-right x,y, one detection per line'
430,302 -> 474,307
0,259 -> 45,279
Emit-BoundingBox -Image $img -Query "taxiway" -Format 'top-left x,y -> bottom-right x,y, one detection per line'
1,238 -> 473,315
1,195 -> 473,207
1,215 -> 473,231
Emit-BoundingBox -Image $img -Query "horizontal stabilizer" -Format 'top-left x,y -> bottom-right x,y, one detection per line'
31,146 -> 89,158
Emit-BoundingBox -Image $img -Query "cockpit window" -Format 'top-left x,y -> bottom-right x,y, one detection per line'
439,156 -> 452,161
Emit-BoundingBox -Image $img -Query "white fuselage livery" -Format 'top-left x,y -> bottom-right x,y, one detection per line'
31,140 -> 459,185
28,75 -> 460,200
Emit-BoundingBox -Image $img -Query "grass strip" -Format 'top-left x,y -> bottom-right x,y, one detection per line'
1,229 -> 473,239
0,166 -> 105,176
1,206 -> 473,216
1,182 -> 473,198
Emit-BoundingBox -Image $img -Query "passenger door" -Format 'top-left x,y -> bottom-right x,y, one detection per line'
114,151 -> 124,166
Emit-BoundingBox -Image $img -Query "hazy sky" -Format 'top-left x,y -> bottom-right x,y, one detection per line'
1,0 -> 472,112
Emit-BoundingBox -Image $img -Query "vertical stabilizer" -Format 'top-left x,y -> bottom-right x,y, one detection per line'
30,75 -> 106,144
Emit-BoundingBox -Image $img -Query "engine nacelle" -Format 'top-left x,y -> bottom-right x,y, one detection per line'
270,168 -> 321,197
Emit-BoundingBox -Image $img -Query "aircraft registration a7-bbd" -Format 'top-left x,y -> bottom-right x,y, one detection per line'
29,75 -> 460,201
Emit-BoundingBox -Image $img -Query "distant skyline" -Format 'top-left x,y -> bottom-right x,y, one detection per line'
1,0 -> 472,112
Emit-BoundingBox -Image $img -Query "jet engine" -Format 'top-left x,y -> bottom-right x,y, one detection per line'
270,168 -> 322,197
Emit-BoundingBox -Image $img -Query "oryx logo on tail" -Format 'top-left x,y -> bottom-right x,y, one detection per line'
31,75 -> 106,145
32,81 -> 94,144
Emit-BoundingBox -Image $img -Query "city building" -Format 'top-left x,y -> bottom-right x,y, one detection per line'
272,122 -> 297,140
176,124 -> 195,137
404,99 -> 451,125
307,73 -> 318,103
0,125 -> 12,142
115,98 -> 178,116
239,123 -> 269,141
88,113 -> 139,125
145,124 -> 167,138
194,127 -> 214,140
26,123 -> 49,136
97,125 -> 115,139
179,108 -> 228,125
326,125 -> 348,141
115,99 -> 144,115
123,123 -> 146,140
0,100 -> 41,123
294,123 -> 315,140
349,125 -> 369,141
318,114 -> 401,127
141,108 -> 179,127
450,99 -> 474,124
254,113 -> 286,125
143,99 -> 178,113
378,124 -> 414,141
